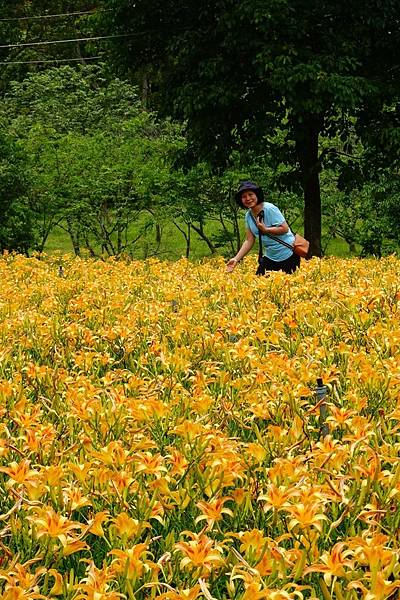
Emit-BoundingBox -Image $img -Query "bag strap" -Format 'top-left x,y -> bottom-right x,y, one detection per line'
264,232 -> 294,251
258,228 -> 263,261
249,212 -> 294,256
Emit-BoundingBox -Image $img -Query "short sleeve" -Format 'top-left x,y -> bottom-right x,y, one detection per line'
266,204 -> 285,226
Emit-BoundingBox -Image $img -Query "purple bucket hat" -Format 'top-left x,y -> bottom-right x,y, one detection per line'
235,180 -> 264,207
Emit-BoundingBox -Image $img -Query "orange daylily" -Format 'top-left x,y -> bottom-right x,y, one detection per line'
133,452 -> 167,476
74,562 -> 121,600
348,573 -> 400,600
259,484 -> 296,512
0,460 -> 39,488
174,531 -> 225,575
68,462 -> 93,483
195,496 -> 233,528
63,487 -> 92,511
348,534 -> 396,569
165,448 -> 189,476
0,562 -> 47,600
110,512 -> 148,539
86,511 -> 109,537
109,544 -> 151,579
28,506 -> 82,546
40,465 -> 65,487
303,542 -> 354,585
155,584 -> 202,600
62,538 -> 89,557
238,529 -> 268,557
285,502 -> 328,532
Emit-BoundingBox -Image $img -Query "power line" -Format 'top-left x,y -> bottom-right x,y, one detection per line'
0,9 -> 111,22
0,33 -> 135,50
0,56 -> 102,65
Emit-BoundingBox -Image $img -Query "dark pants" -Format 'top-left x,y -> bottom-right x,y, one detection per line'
256,253 -> 300,275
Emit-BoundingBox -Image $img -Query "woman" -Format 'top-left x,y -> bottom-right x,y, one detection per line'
226,181 -> 300,275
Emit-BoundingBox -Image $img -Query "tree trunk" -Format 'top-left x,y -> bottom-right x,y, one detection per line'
191,222 -> 217,255
66,215 -> 81,256
185,223 -> 191,258
294,114 -> 324,257
232,210 -> 241,253
141,69 -> 149,109
173,221 -> 191,258
155,222 -> 162,244
347,241 -> 356,254
219,203 -> 240,254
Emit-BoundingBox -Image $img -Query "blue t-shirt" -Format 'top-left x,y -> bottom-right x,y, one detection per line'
245,202 -> 295,262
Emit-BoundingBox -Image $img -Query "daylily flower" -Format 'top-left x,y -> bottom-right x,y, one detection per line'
27,506 -> 82,546
174,531 -> 225,575
303,542 -> 354,585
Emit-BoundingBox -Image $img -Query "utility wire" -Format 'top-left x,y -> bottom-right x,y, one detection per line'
0,56 -> 102,65
0,9 -> 111,22
0,33 -> 135,50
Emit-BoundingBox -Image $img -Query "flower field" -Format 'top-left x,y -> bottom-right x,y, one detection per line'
1,253 -> 400,600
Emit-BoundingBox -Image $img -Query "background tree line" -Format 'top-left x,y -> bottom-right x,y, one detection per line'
0,0 -> 399,258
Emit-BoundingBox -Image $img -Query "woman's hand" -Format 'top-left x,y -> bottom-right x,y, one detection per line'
256,217 -> 289,236
256,216 -> 269,234
226,258 -> 238,272
226,231 -> 255,272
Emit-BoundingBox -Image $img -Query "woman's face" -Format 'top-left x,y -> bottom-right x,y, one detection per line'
240,190 -> 259,208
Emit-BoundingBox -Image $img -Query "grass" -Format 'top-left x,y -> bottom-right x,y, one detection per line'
44,217 -> 361,260
44,218 -> 235,260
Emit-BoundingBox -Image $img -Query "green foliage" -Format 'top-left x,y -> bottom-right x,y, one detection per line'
99,0 -> 400,257
1,65 -> 185,256
0,3 -> 399,260
0,0 -> 103,91
0,129 -> 35,252
322,174 -> 400,258
6,65 -> 141,132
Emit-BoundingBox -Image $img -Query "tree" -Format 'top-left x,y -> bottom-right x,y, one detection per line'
0,0 -> 104,93
0,129 -> 35,252
1,65 -> 185,255
99,0 -> 400,256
